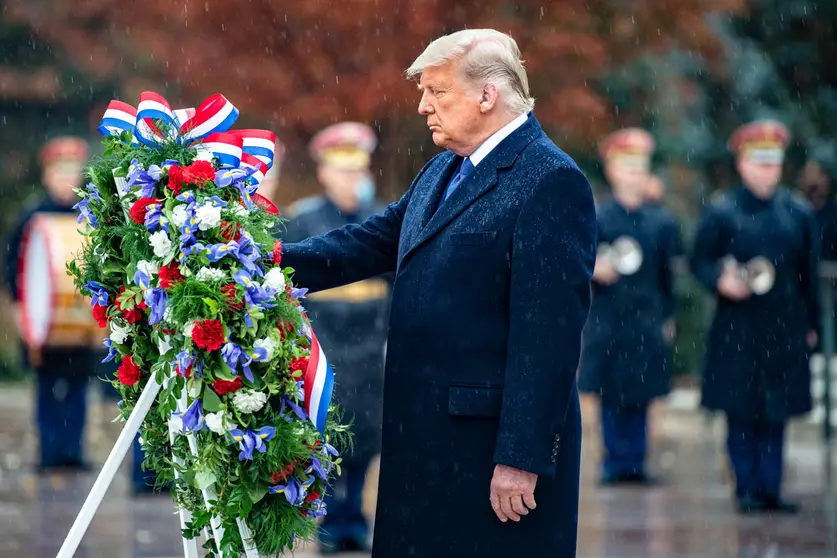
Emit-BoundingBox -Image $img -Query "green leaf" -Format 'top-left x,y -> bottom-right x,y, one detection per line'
248,483 -> 268,504
195,470 -> 217,490
203,297 -> 219,315
182,469 -> 196,486
202,385 -> 223,412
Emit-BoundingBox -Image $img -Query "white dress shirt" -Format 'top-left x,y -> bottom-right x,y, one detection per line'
468,112 -> 529,168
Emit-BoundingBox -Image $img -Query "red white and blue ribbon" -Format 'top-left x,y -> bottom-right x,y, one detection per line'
241,154 -> 269,186
96,91 -> 273,171
302,327 -> 335,435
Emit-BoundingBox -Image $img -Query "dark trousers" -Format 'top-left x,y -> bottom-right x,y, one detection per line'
36,374 -> 88,467
320,458 -> 370,546
726,415 -> 785,499
601,403 -> 648,477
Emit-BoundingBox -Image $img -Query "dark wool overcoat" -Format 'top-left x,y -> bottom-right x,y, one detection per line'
283,115 -> 597,557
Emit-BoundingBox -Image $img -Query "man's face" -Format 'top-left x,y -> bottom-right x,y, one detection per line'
43,161 -> 83,205
737,156 -> 782,199
417,62 -> 482,155
605,157 -> 649,196
318,164 -> 369,206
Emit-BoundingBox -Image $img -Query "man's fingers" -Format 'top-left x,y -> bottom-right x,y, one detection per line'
490,492 -> 508,522
500,496 -> 521,522
510,494 -> 529,516
523,491 -> 537,510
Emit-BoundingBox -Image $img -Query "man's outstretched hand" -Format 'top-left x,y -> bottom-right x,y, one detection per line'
490,464 -> 538,522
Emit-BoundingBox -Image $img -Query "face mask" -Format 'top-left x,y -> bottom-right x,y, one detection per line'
355,177 -> 376,206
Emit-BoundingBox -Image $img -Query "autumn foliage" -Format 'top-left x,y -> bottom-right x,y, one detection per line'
7,0 -> 743,165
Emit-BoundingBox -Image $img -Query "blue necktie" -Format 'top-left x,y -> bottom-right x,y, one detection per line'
443,157 -> 474,201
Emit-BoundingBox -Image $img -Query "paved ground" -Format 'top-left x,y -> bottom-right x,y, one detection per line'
0,381 -> 836,558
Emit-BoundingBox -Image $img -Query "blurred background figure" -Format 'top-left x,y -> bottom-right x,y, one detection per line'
281,122 -> 389,555
644,173 -> 666,205
796,153 -> 837,262
579,128 -> 679,486
3,135 -> 93,472
690,120 -> 819,514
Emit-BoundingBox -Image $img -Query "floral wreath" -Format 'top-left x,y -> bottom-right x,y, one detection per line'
70,92 -> 349,556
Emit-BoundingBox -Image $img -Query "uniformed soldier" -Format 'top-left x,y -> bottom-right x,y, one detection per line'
3,135 -> 94,472
281,122 -> 389,554
796,154 -> 837,261
690,120 -> 819,513
578,128 -> 679,485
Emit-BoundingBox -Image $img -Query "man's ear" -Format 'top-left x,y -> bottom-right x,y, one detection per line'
479,84 -> 499,113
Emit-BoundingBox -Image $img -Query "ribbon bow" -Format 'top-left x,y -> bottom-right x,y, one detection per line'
98,91 -> 274,185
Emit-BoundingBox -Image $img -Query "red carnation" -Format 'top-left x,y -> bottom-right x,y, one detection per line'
115,286 -> 146,324
289,356 -> 309,378
117,356 -> 142,386
182,160 -> 216,187
212,376 -> 244,396
159,262 -> 185,290
128,198 -> 160,225
221,284 -> 244,311
92,304 -> 108,328
305,489 -> 321,504
192,319 -> 225,352
220,221 -> 242,242
272,240 -> 283,265
167,165 -> 185,194
270,464 -> 296,484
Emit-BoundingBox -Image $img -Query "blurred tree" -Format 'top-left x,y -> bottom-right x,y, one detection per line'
6,0 -> 744,201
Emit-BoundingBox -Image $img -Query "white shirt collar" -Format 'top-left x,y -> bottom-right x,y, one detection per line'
467,113 -> 529,167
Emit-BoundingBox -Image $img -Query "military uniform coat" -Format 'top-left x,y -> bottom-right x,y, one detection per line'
578,199 -> 677,407
281,196 -> 390,464
283,115 -> 597,558
690,186 -> 819,422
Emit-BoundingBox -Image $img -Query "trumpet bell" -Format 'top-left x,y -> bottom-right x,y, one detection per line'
746,256 -> 776,295
610,236 -> 643,275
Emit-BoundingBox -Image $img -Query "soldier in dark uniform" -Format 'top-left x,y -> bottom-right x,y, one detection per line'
281,122 -> 389,554
690,120 -> 819,514
796,155 -> 837,261
3,136 -> 93,472
579,129 -> 679,485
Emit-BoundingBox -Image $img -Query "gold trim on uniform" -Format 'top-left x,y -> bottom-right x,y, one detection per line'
307,278 -> 390,303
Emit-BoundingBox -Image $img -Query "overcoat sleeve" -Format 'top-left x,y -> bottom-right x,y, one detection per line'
493,167 -> 597,477
3,203 -> 40,301
659,216 -> 681,319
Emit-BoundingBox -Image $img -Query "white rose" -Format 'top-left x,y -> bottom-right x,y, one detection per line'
110,321 -> 131,345
172,204 -> 190,228
137,260 -> 159,279
184,321 -> 196,339
193,146 -> 215,162
195,203 -> 222,231
262,267 -> 286,292
205,411 -> 238,435
196,267 -> 226,282
253,337 -> 279,361
157,335 -> 172,356
232,390 -> 268,414
149,230 -> 173,259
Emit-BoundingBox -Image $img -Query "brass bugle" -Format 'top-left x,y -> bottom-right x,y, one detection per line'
721,255 -> 776,295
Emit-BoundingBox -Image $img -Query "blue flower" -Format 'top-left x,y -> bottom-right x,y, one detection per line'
73,198 -> 98,228
173,349 -> 194,377
147,159 -> 179,181
176,398 -> 205,433
102,338 -> 117,363
133,270 -> 151,290
290,288 -> 308,299
306,457 -> 328,480
85,183 -> 102,203
280,395 -> 308,422
144,288 -> 166,325
127,159 -> 157,199
144,202 -> 168,233
229,426 -> 276,461
221,341 -> 254,382
269,477 -> 304,505
84,281 -> 108,307
215,167 -> 255,188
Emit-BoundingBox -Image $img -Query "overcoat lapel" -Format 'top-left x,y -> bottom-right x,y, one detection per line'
399,115 -> 543,266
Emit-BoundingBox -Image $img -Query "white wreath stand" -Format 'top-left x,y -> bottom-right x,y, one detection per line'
55,374 -> 261,558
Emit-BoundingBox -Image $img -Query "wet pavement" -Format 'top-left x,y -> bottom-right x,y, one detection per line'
0,381 -> 835,558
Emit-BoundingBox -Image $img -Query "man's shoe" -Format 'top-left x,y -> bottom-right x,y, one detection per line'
761,495 -> 799,514
736,495 -> 765,514
623,472 -> 662,486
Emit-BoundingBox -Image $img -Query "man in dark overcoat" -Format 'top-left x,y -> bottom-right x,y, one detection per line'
282,123 -> 389,554
690,120 -> 820,514
281,29 -> 597,558
579,129 -> 679,485
4,136 -> 94,471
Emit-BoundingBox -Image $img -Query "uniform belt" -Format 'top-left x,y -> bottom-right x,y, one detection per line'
307,279 -> 389,303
